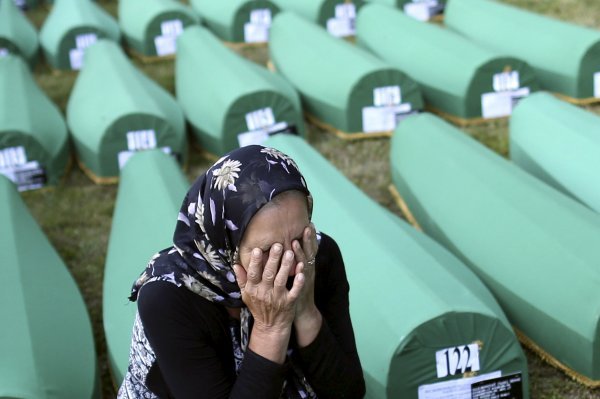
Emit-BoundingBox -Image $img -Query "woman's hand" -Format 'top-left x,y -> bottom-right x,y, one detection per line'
233,243 -> 305,363
292,224 -> 323,347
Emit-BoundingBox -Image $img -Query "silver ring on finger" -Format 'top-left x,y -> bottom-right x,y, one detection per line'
307,257 -> 316,266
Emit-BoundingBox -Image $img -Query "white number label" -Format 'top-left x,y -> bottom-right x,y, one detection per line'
75,33 -> 98,50
161,20 -> 183,37
493,71 -> 520,92
362,103 -> 412,133
244,9 -> 272,43
335,3 -> 356,19
119,129 -> 168,169
246,108 -> 276,131
374,86 -> 402,107
0,147 -> 45,191
418,371 -> 501,399
69,49 -> 84,70
244,24 -> 269,43
327,4 -> 356,37
250,9 -> 272,25
327,18 -> 354,38
594,72 -> 600,98
481,87 -> 530,118
155,36 -> 177,56
69,33 -> 98,70
238,122 -> 292,147
126,130 -> 157,151
435,344 -> 481,378
404,0 -> 440,22
155,20 -> 183,56
0,146 -> 27,169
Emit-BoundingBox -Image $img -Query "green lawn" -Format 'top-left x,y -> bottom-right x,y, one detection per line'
14,1 -> 600,398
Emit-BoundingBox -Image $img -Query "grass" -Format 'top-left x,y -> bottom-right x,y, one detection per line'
12,1 -> 600,398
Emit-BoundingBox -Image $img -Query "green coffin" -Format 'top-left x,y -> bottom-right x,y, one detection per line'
0,56 -> 69,191
510,92 -> 600,214
0,175 -> 99,399
104,150 -> 189,385
266,134 -> 529,399
189,0 -> 280,43
0,0 -> 39,65
176,25 -> 304,156
445,0 -> 600,101
40,0 -> 121,70
67,40 -> 187,182
119,0 -> 199,57
270,12 -> 423,135
356,4 -> 538,122
270,0 -> 365,38
390,113 -> 600,383
365,0 -> 445,21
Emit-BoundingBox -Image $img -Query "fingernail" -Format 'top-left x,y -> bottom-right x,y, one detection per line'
252,248 -> 261,257
285,251 -> 293,260
274,244 -> 282,253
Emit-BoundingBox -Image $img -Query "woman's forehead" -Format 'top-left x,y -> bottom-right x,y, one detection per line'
241,194 -> 309,247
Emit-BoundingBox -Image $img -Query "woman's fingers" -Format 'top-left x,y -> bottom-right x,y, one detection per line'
274,250 -> 295,291
246,248 -> 264,285
239,243 -> 306,319
287,272 -> 305,300
292,239 -> 306,265
262,244 -> 283,283
303,223 -> 318,261
233,264 -> 247,290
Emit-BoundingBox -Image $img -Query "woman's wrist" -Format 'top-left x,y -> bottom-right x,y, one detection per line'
294,306 -> 322,348
249,323 -> 292,365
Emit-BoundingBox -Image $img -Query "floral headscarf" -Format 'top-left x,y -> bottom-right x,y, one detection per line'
129,145 -> 317,398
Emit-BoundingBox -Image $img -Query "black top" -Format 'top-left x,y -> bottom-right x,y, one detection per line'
137,233 -> 366,399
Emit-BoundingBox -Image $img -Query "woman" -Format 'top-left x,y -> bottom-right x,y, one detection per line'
117,145 -> 365,398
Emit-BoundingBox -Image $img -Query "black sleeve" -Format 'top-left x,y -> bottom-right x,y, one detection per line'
137,281 -> 287,399
294,233 -> 366,398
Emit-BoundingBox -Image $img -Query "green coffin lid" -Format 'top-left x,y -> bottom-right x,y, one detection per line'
391,112 -> 600,383
445,0 -> 600,101
103,150 -> 189,385
0,0 -> 39,65
270,12 -> 423,134
356,4 -> 538,121
269,0 -> 365,38
0,175 -> 99,399
39,0 -> 121,70
510,92 -> 600,213
176,25 -> 304,156
67,40 -> 187,181
119,0 -> 199,57
266,134 -> 529,399
189,0 -> 280,43
0,55 -> 69,190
